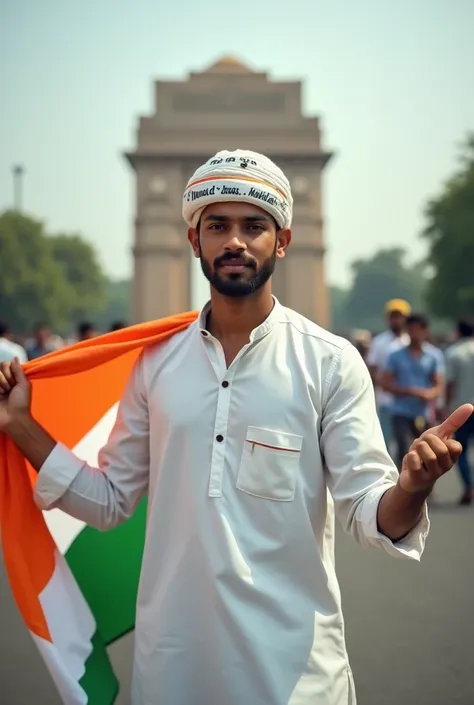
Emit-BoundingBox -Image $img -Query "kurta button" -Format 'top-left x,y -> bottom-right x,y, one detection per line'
222,381 -> 229,388
216,434 -> 224,442
201,331 -> 208,337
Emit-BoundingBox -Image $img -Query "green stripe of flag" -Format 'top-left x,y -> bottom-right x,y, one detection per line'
78,630 -> 119,705
65,498 -> 147,644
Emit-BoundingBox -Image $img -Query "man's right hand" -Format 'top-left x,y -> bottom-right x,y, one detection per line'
409,388 -> 432,401
0,358 -> 32,432
401,387 -> 429,401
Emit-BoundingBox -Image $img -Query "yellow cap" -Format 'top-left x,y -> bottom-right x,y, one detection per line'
384,299 -> 411,316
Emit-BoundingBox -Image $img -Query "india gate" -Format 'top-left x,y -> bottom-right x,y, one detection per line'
125,56 -> 333,327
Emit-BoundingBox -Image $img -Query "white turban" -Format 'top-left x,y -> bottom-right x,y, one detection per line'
182,149 -> 293,230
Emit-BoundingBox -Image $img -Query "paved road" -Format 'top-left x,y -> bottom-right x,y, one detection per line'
1,469 -> 473,705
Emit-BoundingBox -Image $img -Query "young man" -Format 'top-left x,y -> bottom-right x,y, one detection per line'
76,320 -> 98,341
382,314 -> 444,469
0,150 -> 471,705
445,319 -> 474,504
367,299 -> 411,450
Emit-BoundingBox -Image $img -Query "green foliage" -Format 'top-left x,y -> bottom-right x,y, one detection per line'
329,285 -> 349,331
0,211 -> 75,332
94,279 -> 131,331
49,233 -> 107,326
422,132 -> 474,320
0,210 -> 108,334
337,248 -> 426,333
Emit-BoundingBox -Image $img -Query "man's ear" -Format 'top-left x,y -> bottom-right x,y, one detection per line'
276,228 -> 292,259
188,228 -> 200,258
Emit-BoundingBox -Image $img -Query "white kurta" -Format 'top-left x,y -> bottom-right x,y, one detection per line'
35,298 -> 429,705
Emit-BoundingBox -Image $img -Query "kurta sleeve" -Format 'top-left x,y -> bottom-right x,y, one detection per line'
320,343 -> 429,560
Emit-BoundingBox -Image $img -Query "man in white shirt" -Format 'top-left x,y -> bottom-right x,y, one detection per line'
367,300 -> 411,450
0,320 -> 27,363
0,150 -> 471,705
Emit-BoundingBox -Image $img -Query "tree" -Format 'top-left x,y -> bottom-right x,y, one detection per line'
94,278 -> 131,331
0,211 -> 75,333
422,133 -> 474,320
343,248 -> 426,332
0,210 -> 108,335
49,233 -> 107,326
329,285 -> 350,332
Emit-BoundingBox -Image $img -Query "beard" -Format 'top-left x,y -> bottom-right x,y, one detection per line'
199,247 -> 277,298
390,322 -> 404,335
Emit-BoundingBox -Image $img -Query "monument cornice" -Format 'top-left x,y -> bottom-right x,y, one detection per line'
125,149 -> 333,168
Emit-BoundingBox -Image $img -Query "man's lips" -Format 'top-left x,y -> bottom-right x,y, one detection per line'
218,258 -> 254,272
219,263 -> 249,272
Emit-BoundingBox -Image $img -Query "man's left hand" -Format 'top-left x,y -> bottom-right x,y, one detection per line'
400,403 -> 474,494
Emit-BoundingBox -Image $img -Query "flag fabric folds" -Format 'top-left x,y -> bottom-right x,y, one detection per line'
0,311 -> 198,705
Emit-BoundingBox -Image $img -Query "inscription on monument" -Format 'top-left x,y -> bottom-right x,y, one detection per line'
173,92 -> 285,112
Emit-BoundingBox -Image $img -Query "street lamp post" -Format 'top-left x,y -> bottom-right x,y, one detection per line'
12,164 -> 25,211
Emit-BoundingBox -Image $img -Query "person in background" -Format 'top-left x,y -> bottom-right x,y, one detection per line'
77,321 -> 98,342
382,314 -> 443,469
0,321 -> 27,363
48,334 -> 65,351
352,329 -> 372,364
445,319 -> 474,505
26,323 -> 57,360
109,320 -> 127,332
424,333 -> 446,425
367,299 -> 411,451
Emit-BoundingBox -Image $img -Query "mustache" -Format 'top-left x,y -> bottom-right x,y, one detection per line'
214,252 -> 257,269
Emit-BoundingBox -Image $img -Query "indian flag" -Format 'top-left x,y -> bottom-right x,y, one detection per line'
0,312 -> 197,704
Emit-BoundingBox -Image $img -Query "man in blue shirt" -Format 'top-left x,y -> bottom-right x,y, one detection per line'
383,314 -> 443,469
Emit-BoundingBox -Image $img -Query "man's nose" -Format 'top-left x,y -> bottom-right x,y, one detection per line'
224,226 -> 247,251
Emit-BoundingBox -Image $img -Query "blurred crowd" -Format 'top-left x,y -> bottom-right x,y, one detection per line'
0,319 -> 127,363
1,302 -> 473,505
349,299 -> 474,506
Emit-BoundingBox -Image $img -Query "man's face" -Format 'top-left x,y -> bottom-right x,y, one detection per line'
36,326 -> 50,345
407,322 -> 427,345
79,327 -> 97,341
188,202 -> 291,298
387,311 -> 406,334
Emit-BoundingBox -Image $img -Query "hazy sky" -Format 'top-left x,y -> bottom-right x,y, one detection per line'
2,0 -> 473,308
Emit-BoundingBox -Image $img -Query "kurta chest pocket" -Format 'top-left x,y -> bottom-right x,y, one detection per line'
236,426 -> 303,501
